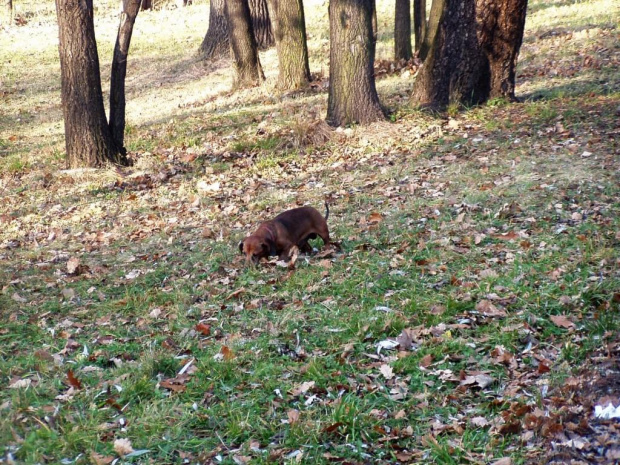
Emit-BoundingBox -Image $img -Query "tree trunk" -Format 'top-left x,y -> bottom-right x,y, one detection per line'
327,0 -> 385,126
411,0 -> 527,110
394,0 -> 412,61
55,0 -> 128,168
226,0 -> 265,89
2,0 -> 12,26
413,0 -> 425,53
141,0 -> 153,10
267,0 -> 311,90
418,0 -> 439,61
199,0 -> 229,60
477,0 -> 528,101
109,0 -> 141,149
249,0 -> 274,49
410,0 -> 488,110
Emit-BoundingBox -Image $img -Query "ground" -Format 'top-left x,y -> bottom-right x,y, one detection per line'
0,0 -> 619,463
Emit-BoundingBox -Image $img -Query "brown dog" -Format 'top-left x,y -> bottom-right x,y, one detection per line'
239,204 -> 331,264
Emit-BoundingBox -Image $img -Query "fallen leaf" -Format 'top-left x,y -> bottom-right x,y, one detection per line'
221,346 -> 235,360
419,354 -> 433,368
550,314 -> 575,329
470,416 -> 489,427
461,374 -> 494,389
368,212 -> 383,224
380,364 -> 394,380
492,458 -> 512,465
66,257 -> 81,275
67,369 -> 83,389
287,409 -> 300,425
475,300 -> 507,317
90,451 -> 114,465
195,323 -> 211,335
113,438 -> 134,457
9,378 -> 32,389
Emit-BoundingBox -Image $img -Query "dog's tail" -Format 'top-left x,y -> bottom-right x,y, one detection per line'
324,201 -> 329,221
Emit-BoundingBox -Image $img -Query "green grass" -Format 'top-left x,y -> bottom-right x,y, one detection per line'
1,0 -> 619,463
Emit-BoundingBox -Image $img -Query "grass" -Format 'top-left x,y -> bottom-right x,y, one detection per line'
1,0 -> 620,463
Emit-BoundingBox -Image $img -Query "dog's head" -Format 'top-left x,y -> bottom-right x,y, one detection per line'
239,235 -> 272,264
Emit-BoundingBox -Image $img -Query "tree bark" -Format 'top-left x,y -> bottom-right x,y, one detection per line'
55,0 -> 128,168
267,0 -> 311,90
199,0 -> 230,59
141,0 -> 153,10
418,0 -> 439,61
226,0 -> 265,89
394,0 -> 412,61
249,0 -> 274,49
410,0 -> 485,110
476,0 -> 528,101
411,0 -> 527,110
109,0 -> 141,149
413,0 -> 425,53
327,0 -> 385,127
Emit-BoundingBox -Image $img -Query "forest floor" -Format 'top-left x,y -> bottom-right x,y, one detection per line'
1,0 -> 619,463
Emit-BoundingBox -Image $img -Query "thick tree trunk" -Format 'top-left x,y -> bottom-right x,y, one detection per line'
413,0 -> 425,53
394,0 -> 412,61
411,0 -> 488,109
55,0 -> 128,168
226,0 -> 265,89
327,0 -> 385,126
109,0 -> 141,149
477,0 -> 528,101
142,0 -> 153,10
267,0 -> 311,90
249,0 -> 274,49
411,0 -> 527,109
199,0 -> 229,59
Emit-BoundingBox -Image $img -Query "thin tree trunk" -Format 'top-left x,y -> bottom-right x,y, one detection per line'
413,0 -> 425,52
327,0 -> 385,126
2,0 -> 12,26
141,0 -> 153,10
394,0 -> 412,60
249,0 -> 274,49
476,0 -> 528,100
418,0 -> 440,61
55,0 -> 127,168
267,0 -> 311,90
199,0 -> 229,59
226,0 -> 265,89
109,0 -> 141,149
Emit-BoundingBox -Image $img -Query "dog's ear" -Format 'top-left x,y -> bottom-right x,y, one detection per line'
263,239 -> 277,257
238,240 -> 245,254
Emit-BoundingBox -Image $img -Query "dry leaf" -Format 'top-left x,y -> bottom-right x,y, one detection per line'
66,257 -> 81,275
379,364 -> 394,380
90,451 -> 114,465
492,458 -> 512,465
287,409 -> 300,425
9,378 -> 32,389
195,323 -> 211,335
419,354 -> 433,368
550,314 -> 575,329
67,369 -> 83,389
368,212 -> 383,224
113,438 -> 134,457
475,300 -> 506,317
221,346 -> 235,360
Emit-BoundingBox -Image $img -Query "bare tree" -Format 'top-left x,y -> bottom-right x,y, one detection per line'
267,0 -> 311,89
2,0 -> 13,26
